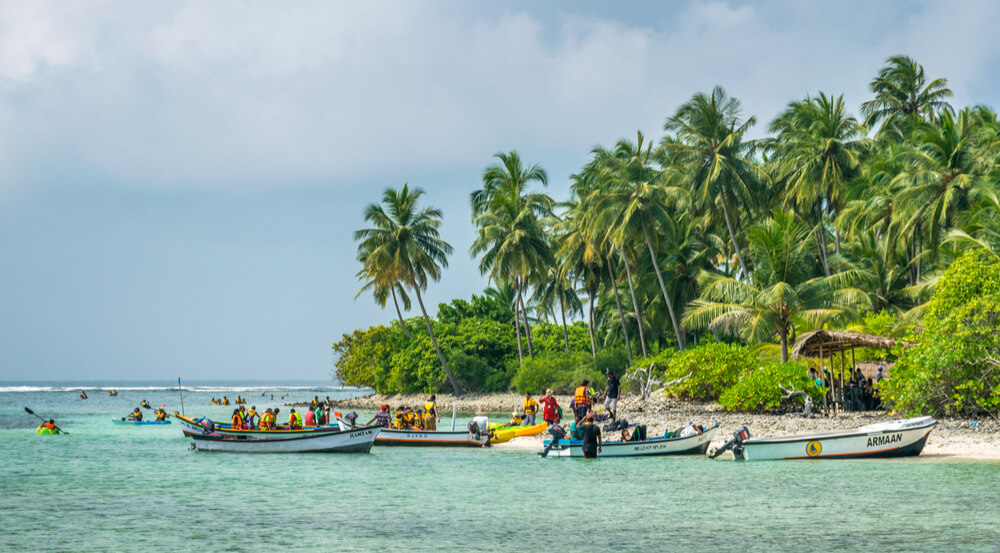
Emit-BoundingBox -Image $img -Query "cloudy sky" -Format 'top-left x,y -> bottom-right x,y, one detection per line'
2,0 -> 998,381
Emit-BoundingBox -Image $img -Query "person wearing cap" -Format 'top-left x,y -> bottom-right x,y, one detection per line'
522,392 -> 539,425
602,368 -> 621,420
367,405 -> 392,428
423,395 -> 439,431
540,389 -> 560,425
579,413 -> 602,458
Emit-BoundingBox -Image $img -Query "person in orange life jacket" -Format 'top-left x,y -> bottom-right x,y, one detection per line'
573,380 -> 592,421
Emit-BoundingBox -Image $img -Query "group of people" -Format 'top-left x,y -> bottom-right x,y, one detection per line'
226,397 -> 339,431
809,365 -> 886,411
368,396 -> 440,430
125,406 -> 169,421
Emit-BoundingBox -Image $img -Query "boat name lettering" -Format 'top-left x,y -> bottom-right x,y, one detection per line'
633,443 -> 668,451
351,430 -> 374,437
866,433 -> 902,448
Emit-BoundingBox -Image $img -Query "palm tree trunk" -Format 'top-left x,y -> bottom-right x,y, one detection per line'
720,194 -> 750,280
516,278 -> 534,358
606,254 -> 633,364
414,286 -> 463,395
587,293 -> 597,361
816,224 -> 831,277
559,293 -> 570,352
644,230 -> 685,351
779,323 -> 789,363
512,281 -> 524,366
620,246 -> 648,358
390,286 -> 413,339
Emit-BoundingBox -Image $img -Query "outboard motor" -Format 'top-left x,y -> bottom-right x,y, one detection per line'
198,417 -> 215,434
344,412 -> 358,428
709,426 -> 750,459
538,424 -> 567,458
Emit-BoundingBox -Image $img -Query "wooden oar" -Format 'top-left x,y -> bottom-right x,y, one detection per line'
24,407 -> 69,434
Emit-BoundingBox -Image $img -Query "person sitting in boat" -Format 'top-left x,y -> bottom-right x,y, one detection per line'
523,393 -> 538,425
507,412 -> 523,427
303,406 -> 317,427
231,408 -> 244,430
80,391 -> 88,399
222,397 -> 230,406
393,407 -> 407,429
246,406 -> 258,429
367,405 -> 392,428
315,404 -> 327,426
108,389 -> 118,397
258,408 -> 274,430
155,409 -> 168,422
288,408 -> 303,430
128,407 -> 143,422
423,395 -> 438,431
37,419 -> 60,434
141,399 -> 151,409
678,423 -> 704,438
408,408 -> 424,430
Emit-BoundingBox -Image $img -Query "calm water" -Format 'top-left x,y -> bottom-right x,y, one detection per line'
1,381 -> 998,553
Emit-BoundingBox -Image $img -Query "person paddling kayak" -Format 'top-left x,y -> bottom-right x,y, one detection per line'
36,419 -> 61,434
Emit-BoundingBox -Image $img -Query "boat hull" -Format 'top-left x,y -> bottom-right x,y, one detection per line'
189,426 -> 380,453
548,426 -> 718,458
736,416 -> 936,461
375,428 -> 489,447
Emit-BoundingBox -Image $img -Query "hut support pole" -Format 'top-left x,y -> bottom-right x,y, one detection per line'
841,350 -> 846,412
820,344 -> 827,416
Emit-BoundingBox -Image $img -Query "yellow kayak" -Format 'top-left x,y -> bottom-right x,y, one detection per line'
490,428 -> 516,444
512,422 -> 547,437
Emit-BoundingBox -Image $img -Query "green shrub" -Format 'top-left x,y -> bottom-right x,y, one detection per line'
531,322 -> 594,355
661,343 -> 759,400
719,361 -> 822,412
511,352 -> 602,394
881,250 -> 1000,417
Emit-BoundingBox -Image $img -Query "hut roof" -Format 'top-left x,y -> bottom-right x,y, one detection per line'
791,330 -> 897,359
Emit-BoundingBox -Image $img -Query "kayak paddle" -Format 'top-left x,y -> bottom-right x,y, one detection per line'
24,407 -> 69,434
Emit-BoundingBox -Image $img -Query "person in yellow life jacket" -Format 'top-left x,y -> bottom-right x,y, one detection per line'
507,412 -> 523,427
246,406 -> 258,429
288,409 -> 303,430
393,407 -> 406,429
222,397 -> 230,406
141,400 -> 151,409
411,408 -> 425,430
80,391 -> 88,399
573,380 -> 592,421
155,409 -> 167,422
423,395 -> 438,431
128,407 -> 143,422
523,392 -> 539,425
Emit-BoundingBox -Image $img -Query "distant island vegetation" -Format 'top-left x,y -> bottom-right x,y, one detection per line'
335,55 -> 1000,418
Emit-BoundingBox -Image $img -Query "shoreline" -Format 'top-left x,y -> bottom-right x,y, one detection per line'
323,391 -> 1000,460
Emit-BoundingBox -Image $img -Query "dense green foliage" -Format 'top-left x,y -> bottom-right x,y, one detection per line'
881,251 -> 1000,417
347,56 -> 1000,408
511,352 -> 605,395
719,361 -> 822,412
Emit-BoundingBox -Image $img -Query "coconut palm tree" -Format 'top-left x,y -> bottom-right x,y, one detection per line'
556,197 -> 609,361
354,260 -> 414,339
470,150 -> 553,364
861,55 -> 954,133
684,210 -> 870,362
662,86 -> 768,280
354,184 -> 463,394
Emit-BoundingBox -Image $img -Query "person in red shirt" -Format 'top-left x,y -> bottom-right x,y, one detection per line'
303,406 -> 317,427
539,389 -> 560,425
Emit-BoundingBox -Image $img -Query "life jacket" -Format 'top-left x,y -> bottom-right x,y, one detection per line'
574,385 -> 589,406
394,412 -> 405,428
232,414 -> 242,428
524,397 -> 538,414
156,411 -> 166,421
290,412 -> 303,429
424,401 -> 436,415
45,422 -> 55,431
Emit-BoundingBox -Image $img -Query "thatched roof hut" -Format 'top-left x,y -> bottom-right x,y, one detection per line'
791,330 -> 897,359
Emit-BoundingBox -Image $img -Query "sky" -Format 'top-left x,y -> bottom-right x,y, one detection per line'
2,0 -> 999,381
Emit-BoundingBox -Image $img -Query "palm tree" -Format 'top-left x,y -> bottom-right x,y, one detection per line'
354,261 -> 414,339
684,210 -> 870,362
588,132 -> 688,350
556,197 -> 608,361
533,264 -> 582,351
662,86 -> 767,280
354,184 -> 463,394
470,151 -> 553,365
769,92 -> 869,270
860,55 -> 953,133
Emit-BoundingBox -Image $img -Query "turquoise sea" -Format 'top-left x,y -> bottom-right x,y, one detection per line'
2,380 -> 998,553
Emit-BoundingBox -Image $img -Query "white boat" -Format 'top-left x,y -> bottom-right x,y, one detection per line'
375,428 -> 489,447
188,425 -> 380,453
718,416 -> 936,461
175,412 -> 347,440
547,426 -> 718,458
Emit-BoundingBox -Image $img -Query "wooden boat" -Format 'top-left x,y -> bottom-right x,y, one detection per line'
188,425 -> 380,453
113,419 -> 171,425
546,425 -> 718,458
175,412 -> 344,440
716,416 -> 936,461
375,428 -> 489,447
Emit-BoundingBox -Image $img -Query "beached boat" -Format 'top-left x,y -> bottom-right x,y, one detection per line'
714,416 -> 937,461
188,425 -> 380,453
112,419 -> 171,425
490,428 -> 515,444
546,425 -> 718,458
175,412 -> 344,440
375,428 -> 490,447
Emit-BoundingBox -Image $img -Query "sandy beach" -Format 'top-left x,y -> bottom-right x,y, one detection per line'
327,391 -> 1000,460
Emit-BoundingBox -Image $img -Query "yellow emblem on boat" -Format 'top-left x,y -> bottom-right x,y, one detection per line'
806,440 -> 822,457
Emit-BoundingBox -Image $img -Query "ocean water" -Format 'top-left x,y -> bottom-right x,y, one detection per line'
1,381 -> 998,553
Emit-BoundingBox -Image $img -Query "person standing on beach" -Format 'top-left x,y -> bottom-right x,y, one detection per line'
602,369 -> 620,420
522,393 -> 539,425
424,395 -> 439,431
573,380 -> 592,421
540,390 -> 560,425
579,413 -> 602,458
